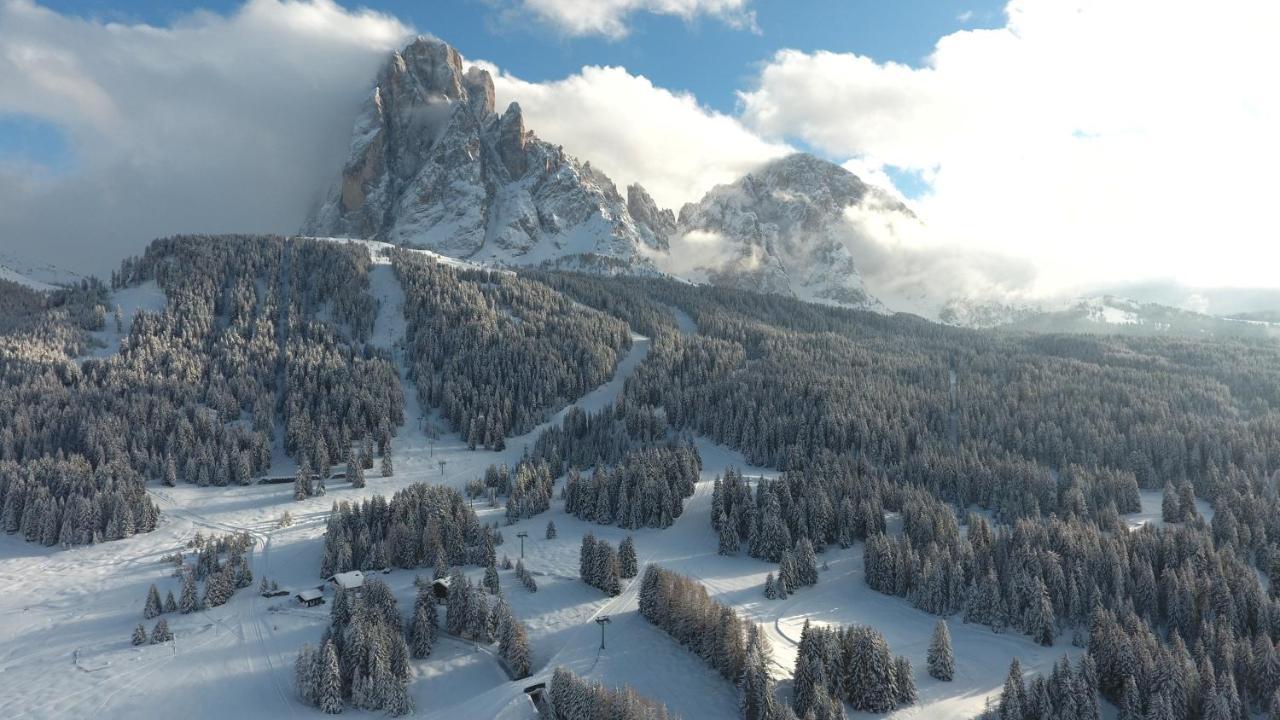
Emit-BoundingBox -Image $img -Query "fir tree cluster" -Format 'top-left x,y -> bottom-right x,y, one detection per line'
0,457 -> 157,548
319,484 -> 493,577
790,620 -> 915,715
978,656 -> 1101,720
547,666 -> 673,720
515,559 -> 538,592
579,533 -> 623,596
637,565 -> 747,685
296,580 -> 412,716
562,445 -> 700,530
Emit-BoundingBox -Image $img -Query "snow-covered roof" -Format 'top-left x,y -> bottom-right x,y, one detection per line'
330,570 -> 365,589
296,588 -> 323,601
432,576 -> 452,588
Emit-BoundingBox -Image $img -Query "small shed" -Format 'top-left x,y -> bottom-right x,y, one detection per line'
296,588 -> 325,607
431,576 -> 451,603
524,682 -> 549,715
330,570 -> 365,591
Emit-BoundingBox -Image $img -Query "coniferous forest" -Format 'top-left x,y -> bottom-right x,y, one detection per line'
4,235 -> 1280,719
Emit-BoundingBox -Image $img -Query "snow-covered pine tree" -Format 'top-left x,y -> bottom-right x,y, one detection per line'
764,573 -> 778,600
1029,578 -> 1055,646
740,623 -> 776,720
446,570 -> 469,636
151,618 -> 173,643
844,626 -> 898,713
796,538 -> 818,587
546,520 -> 556,539
295,644 -> 317,704
579,533 -> 597,586
619,535 -> 638,579
470,589 -> 492,643
484,564 -> 501,594
409,591 -> 437,659
998,658 -> 1026,720
316,639 -> 343,714
779,549 -> 797,593
179,570 -> 199,613
381,450 -> 393,478
144,583 -> 163,618
928,619 -> 955,681
132,623 -> 148,646
719,511 -> 739,556
894,655 -> 916,705
294,462 -> 311,501
163,589 -> 177,614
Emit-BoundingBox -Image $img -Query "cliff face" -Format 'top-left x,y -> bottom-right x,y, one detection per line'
303,37 -> 668,273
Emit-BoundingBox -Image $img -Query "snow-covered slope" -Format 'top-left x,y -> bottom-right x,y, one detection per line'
303,37 -> 667,275
0,250 -> 83,291
674,154 -> 905,310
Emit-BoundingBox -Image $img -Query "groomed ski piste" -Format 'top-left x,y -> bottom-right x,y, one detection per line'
2,239 -> 1152,719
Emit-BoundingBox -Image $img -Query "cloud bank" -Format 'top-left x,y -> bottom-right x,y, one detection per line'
0,0 -> 412,275
739,0 -> 1280,294
483,63 -> 790,210
490,0 -> 756,39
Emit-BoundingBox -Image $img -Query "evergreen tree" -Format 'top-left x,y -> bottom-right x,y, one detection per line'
150,618 -> 173,643
163,589 -> 177,614
546,520 -> 557,539
484,564 -> 501,595
409,593 -> 437,659
764,573 -> 778,600
179,571 -> 199,613
580,533 -> 597,586
131,623 -> 148,646
719,512 -> 739,555
296,644 -> 317,705
619,536 -> 638,579
999,658 -> 1026,720
796,538 -> 819,587
1029,578 -> 1055,646
144,583 -> 162,619
928,620 -> 955,681
316,639 -> 343,714
894,655 -> 917,705
740,624 -> 776,720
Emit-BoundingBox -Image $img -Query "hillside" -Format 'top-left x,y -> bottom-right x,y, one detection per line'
2,234 -> 1278,719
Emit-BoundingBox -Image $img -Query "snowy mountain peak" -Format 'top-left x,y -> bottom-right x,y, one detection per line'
303,37 -> 660,274
675,153 -> 906,309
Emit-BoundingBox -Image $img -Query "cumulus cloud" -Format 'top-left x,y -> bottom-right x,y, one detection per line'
739,0 -> 1280,294
0,0 -> 412,276
483,63 -> 791,209
490,0 -> 757,39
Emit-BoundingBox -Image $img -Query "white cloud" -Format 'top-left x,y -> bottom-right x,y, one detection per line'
483,63 -> 791,210
494,0 -> 757,39
0,0 -> 412,276
739,0 -> 1280,294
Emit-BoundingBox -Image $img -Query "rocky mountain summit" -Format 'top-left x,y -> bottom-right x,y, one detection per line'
306,38 -> 917,307
303,37 -> 667,273
675,153 -> 910,309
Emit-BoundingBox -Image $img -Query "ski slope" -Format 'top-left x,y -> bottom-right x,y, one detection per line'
1,253 -> 1099,719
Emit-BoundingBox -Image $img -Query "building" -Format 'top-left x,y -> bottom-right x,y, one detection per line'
296,588 -> 325,607
431,576 -> 451,603
329,570 -> 365,591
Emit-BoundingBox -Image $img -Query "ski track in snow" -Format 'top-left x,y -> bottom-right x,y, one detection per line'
1,253 -> 1114,719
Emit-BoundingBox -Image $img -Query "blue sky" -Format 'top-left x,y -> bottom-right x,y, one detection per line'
6,0 -> 1005,177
